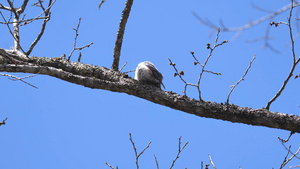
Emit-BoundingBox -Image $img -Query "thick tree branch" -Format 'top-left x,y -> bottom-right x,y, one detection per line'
111,0 -> 133,71
1,48 -> 300,133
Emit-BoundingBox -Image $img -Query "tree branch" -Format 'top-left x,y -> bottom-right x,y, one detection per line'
266,0 -> 300,110
1,48 -> 300,133
26,0 -> 55,56
0,117 -> 7,126
111,0 -> 134,71
227,55 -> 256,104
192,1 -> 300,33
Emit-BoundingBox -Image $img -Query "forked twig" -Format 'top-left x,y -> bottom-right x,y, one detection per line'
280,146 -> 300,169
68,17 -> 94,61
197,28 -> 227,101
169,136 -> 189,169
169,30 -> 225,99
192,2 -> 300,33
0,11 -> 27,55
129,133 -> 151,169
168,58 -> 198,96
278,131 -> 295,143
26,0 -> 56,56
227,55 -> 256,104
266,0 -> 300,110
0,73 -> 38,89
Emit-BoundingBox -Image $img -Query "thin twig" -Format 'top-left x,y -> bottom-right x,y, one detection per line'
6,0 -> 18,18
168,58 -> 198,95
77,52 -> 82,62
0,73 -> 38,89
197,28 -> 227,101
192,1 -> 300,32
123,69 -> 135,74
24,0 -> 56,25
98,0 -> 106,10
280,146 -> 300,169
129,133 -> 151,169
111,0 -> 134,71
26,0 -> 55,56
8,74 -> 37,81
0,11 -> 27,55
119,62 -> 127,72
227,55 -> 256,104
281,143 -> 300,160
278,131 -> 295,143
68,17 -> 82,60
154,154 -> 159,169
105,162 -> 118,169
289,165 -> 300,168
68,18 -> 94,61
0,16 -> 49,25
209,154 -> 217,169
266,0 -> 300,110
0,117 -> 7,126
169,136 -> 189,169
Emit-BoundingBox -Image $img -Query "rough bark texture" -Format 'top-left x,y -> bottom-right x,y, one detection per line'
1,48 -> 300,133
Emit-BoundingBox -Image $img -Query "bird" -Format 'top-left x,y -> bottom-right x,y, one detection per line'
135,61 -> 165,89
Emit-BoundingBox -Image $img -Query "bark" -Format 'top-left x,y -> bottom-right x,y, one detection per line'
1,48 -> 300,133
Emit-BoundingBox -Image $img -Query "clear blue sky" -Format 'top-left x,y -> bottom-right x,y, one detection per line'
1,0 -> 300,168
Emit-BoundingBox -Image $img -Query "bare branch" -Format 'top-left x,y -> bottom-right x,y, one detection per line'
169,136 -> 189,169
278,131 -> 295,143
0,3 -> 11,11
26,0 -> 55,56
19,0 -> 30,14
154,155 -> 159,169
209,154 -> 217,169
279,134 -> 300,160
2,49 -> 300,133
0,73 -> 38,89
266,0 -> 300,110
0,11 -> 26,54
197,28 -> 227,101
98,0 -> 106,10
119,62 -> 127,72
23,0 -> 56,26
68,17 -> 94,61
280,146 -> 300,169
111,0 -> 134,71
6,0 -> 18,17
227,55 -> 256,104
0,117 -> 7,126
105,162 -> 118,169
0,16 -> 49,25
192,1 -> 300,33
168,58 -> 198,96
251,2 -> 276,13
129,133 -> 151,169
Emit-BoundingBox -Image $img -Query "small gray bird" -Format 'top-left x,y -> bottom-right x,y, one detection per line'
135,61 -> 165,89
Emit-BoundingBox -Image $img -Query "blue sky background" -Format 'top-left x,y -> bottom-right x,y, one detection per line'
1,0 -> 300,168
